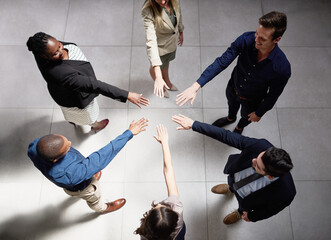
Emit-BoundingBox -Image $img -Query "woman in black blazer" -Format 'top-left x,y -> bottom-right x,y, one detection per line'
27,32 -> 149,132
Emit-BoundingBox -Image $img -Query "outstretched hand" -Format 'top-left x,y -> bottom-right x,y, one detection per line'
154,77 -> 169,98
153,124 -> 169,144
129,118 -> 149,135
176,82 -> 201,106
171,114 -> 194,130
248,112 -> 261,122
128,92 -> 150,108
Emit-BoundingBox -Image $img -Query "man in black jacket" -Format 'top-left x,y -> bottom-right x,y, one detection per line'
27,32 -> 149,132
172,114 -> 296,224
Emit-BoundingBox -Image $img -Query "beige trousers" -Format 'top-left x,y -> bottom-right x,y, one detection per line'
64,176 -> 107,212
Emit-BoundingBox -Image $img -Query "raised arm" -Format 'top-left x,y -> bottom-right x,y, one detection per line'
70,118 -> 149,184
172,114 -> 253,150
142,7 -> 169,98
176,32 -> 247,106
154,125 -> 179,197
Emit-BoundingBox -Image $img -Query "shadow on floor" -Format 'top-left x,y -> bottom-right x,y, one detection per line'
0,197 -> 100,240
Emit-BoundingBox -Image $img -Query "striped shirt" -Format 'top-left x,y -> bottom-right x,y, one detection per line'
65,44 -> 88,61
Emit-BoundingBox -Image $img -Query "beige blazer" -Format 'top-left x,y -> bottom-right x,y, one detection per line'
142,0 -> 184,66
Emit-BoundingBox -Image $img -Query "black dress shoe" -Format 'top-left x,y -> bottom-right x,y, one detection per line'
212,117 -> 236,128
233,127 -> 243,134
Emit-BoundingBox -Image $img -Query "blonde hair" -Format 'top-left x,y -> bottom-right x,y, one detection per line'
143,0 -> 179,29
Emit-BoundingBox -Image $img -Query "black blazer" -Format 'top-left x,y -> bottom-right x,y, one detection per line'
192,121 -> 296,222
35,42 -> 128,109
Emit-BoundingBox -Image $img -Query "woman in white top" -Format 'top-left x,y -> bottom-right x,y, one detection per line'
142,0 -> 184,98
135,125 -> 186,240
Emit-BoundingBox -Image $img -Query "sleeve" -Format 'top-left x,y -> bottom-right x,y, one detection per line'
196,33 -> 246,87
255,69 -> 290,117
192,121 -> 255,150
69,129 -> 133,184
142,7 -> 163,67
178,0 -> 184,32
47,64 -> 129,103
161,195 -> 183,215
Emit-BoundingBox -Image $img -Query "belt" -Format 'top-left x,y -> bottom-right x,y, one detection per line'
233,87 -> 248,100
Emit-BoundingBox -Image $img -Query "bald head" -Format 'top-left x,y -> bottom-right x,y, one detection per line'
37,134 -> 70,162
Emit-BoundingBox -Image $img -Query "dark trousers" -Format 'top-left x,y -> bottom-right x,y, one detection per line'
225,81 -> 260,129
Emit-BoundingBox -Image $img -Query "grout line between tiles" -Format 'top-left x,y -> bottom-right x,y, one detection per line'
63,0 -> 71,41
197,0 -> 210,238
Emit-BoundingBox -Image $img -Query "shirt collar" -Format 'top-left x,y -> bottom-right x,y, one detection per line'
267,43 -> 279,60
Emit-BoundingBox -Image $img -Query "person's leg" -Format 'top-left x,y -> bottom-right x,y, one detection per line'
234,100 -> 260,133
161,65 -> 174,89
226,83 -> 240,121
212,82 -> 239,127
64,177 -> 107,212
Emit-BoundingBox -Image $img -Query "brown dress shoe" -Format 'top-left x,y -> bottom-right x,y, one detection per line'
93,171 -> 102,181
103,198 -> 126,214
223,210 -> 242,225
211,184 -> 231,194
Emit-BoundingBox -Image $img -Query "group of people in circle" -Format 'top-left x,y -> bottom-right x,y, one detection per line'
26,1 -> 296,239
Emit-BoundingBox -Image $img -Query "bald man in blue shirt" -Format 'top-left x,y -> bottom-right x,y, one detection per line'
176,11 -> 291,134
28,118 -> 148,214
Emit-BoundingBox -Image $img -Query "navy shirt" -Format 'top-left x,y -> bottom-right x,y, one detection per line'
28,130 -> 133,191
197,32 -> 291,117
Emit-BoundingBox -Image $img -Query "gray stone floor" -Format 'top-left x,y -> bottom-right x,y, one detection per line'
0,0 -> 330,239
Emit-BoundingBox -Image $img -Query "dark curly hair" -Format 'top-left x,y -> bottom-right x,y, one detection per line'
134,201 -> 179,240
26,32 -> 53,57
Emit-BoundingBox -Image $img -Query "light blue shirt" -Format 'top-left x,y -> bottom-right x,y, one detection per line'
234,167 -> 278,199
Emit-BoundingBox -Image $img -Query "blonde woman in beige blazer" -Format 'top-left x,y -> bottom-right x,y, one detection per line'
142,0 -> 184,98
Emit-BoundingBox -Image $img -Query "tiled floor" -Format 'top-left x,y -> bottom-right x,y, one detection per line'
0,0 -> 330,239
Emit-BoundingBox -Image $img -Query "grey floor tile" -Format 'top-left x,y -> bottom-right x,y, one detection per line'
65,0 -> 133,46
179,0 -> 200,46
278,108 -> 331,181
122,182 -> 167,240
199,0 -> 262,46
0,0 -> 69,45
277,47 -> 331,108
132,0 -> 146,46
291,181 -> 331,240
129,46 -> 202,108
125,108 -> 205,182
80,46 -> 131,109
0,182 -> 42,240
200,47 -> 239,108
263,0 -> 331,47
0,109 -> 53,183
206,181 -> 294,240
177,182 -> 208,240
37,181 -> 124,240
0,46 -> 54,108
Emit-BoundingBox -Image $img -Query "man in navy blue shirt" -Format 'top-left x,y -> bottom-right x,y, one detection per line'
176,12 -> 291,134
28,118 -> 148,214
